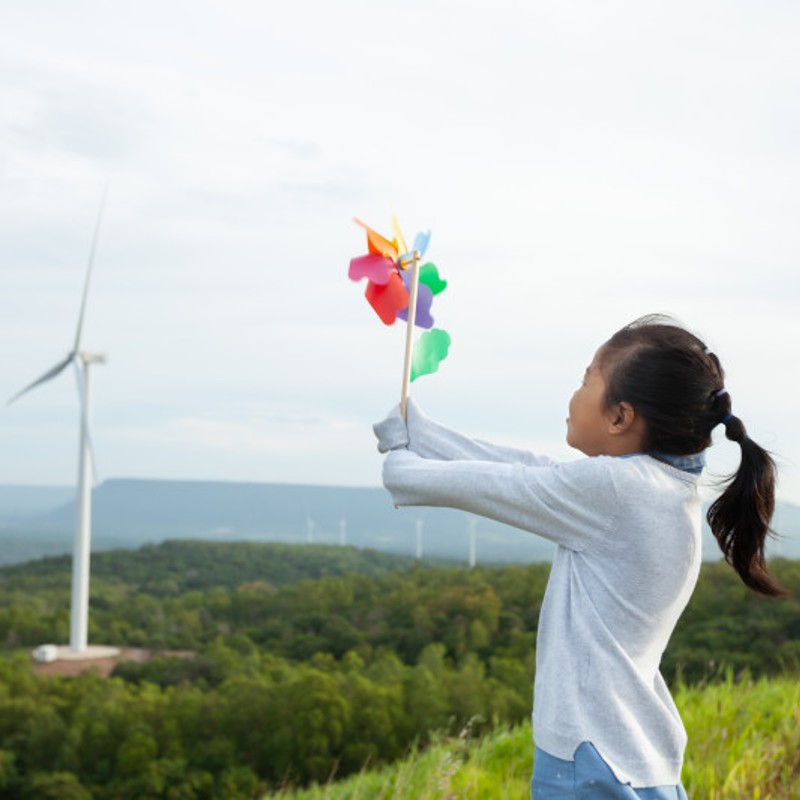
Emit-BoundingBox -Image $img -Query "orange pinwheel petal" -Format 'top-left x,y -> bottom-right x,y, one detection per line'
353,217 -> 398,260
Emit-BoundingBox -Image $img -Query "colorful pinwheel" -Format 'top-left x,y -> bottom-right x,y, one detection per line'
349,216 -> 451,411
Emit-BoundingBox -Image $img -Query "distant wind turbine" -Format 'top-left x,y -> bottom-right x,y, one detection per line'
8,193 -> 108,654
467,517 -> 477,568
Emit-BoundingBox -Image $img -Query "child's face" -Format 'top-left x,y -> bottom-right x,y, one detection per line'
566,350 -> 615,456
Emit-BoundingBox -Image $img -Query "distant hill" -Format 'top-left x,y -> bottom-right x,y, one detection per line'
0,540 -> 423,593
0,485 -> 74,518
0,479 -> 557,566
1,478 -> 798,566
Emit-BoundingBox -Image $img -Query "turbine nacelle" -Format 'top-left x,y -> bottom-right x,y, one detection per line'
78,352 -> 107,366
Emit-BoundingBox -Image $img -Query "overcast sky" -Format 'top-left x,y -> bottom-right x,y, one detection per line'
1,1 -> 799,511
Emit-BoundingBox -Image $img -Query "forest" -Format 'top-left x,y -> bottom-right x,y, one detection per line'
0,541 -> 799,799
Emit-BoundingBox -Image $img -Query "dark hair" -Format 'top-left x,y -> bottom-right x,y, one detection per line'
598,314 -> 786,598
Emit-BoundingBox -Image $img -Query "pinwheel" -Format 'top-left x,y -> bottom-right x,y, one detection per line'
349,216 -> 451,416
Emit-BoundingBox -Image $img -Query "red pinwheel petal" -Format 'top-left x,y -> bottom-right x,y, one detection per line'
365,272 -> 409,325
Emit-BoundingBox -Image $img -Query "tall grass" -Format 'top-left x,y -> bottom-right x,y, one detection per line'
264,675 -> 800,799
680,674 -> 800,799
265,720 -> 532,800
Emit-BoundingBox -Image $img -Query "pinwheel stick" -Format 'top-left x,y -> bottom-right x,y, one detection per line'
400,250 -> 421,420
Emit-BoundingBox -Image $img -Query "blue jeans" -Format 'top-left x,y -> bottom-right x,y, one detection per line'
532,743 -> 689,799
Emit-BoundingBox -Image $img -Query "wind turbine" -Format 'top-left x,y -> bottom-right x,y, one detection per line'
467,517 -> 477,568
8,195 -> 107,654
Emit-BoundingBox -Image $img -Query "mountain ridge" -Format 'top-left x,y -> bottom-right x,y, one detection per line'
1,478 -> 799,566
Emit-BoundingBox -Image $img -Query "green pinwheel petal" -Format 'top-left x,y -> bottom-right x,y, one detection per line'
418,263 -> 447,295
411,328 -> 452,381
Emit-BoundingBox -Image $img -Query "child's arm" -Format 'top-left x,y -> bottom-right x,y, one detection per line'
373,399 -> 556,467
381,448 -> 615,551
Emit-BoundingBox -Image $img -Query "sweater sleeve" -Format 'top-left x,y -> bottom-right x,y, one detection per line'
374,399 -> 557,467
382,448 -> 618,552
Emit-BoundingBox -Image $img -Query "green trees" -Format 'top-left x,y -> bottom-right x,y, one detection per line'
663,558 -> 800,682
0,647 -> 530,796
0,542 -> 798,796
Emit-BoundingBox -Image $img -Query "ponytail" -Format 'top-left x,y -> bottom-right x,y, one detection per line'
706,413 -> 788,597
600,316 -> 788,597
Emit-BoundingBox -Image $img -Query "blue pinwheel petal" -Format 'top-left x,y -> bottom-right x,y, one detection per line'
412,230 -> 431,258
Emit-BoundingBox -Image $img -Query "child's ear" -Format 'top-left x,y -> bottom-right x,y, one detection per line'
609,402 -> 637,435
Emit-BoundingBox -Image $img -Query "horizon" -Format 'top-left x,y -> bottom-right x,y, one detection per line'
2,474 -> 800,510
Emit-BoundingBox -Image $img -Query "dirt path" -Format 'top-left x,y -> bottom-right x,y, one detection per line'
32,647 -> 192,679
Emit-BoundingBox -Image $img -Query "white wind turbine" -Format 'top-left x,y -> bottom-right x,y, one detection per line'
415,518 -> 424,560
467,517 -> 477,568
8,197 -> 107,654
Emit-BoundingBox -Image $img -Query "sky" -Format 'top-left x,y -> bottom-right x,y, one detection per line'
1,1 -> 799,509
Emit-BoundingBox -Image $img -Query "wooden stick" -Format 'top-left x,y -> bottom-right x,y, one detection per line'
400,250 -> 421,420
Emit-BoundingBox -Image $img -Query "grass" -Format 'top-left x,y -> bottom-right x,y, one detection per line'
679,674 -> 800,799
263,674 -> 800,800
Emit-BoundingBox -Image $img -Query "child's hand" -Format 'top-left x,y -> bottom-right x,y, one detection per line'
373,405 -> 410,453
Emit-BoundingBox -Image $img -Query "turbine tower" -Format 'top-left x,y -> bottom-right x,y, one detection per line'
467,517 -> 477,568
8,195 -> 107,654
415,518 -> 424,560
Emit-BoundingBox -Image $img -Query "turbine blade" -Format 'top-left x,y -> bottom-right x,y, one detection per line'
73,184 -> 109,353
7,354 -> 74,405
73,360 -> 99,484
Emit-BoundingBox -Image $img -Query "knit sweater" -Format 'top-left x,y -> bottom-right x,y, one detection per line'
375,401 -> 702,788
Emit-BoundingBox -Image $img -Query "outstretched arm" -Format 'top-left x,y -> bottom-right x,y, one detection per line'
381,448 -> 615,551
373,399 -> 557,467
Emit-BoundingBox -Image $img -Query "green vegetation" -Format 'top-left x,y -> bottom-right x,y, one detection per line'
680,675 -> 800,798
2,542 -> 798,683
0,542 -> 798,798
264,676 -> 800,800
266,719 -> 534,800
0,540 -> 419,594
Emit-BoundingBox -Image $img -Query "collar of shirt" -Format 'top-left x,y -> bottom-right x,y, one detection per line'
617,451 -> 706,475
649,451 -> 706,475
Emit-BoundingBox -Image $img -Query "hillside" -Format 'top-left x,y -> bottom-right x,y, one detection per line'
0,540 -> 421,594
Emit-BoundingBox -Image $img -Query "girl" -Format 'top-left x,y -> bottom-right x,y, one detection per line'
373,315 -> 785,799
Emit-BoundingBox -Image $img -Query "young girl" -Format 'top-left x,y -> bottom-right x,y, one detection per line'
373,315 -> 784,799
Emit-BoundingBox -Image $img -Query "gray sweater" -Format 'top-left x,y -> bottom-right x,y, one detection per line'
375,400 -> 702,787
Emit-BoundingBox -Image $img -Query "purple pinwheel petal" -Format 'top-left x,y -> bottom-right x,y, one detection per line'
397,270 -> 434,328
